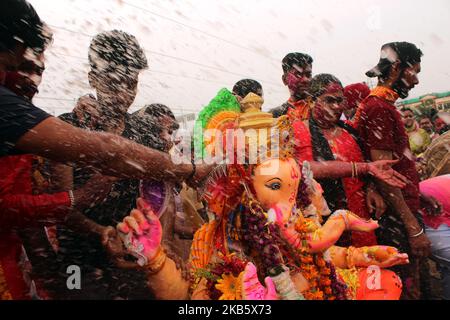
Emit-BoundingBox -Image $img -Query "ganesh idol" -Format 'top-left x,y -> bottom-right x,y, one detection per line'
115,89 -> 409,300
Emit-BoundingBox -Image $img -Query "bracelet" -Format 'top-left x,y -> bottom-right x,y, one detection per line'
268,264 -> 286,277
145,247 -> 167,274
355,162 -> 359,178
329,209 -> 350,230
351,162 -> 355,179
409,228 -> 424,238
270,265 -> 305,300
346,246 -> 356,268
68,190 -> 75,210
186,159 -> 196,182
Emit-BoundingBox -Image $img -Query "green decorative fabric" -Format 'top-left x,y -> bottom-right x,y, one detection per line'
193,88 -> 240,159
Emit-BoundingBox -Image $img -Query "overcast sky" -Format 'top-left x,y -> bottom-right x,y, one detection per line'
29,0 -> 450,117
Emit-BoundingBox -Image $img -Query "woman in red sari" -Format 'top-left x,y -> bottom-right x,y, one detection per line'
292,74 -> 392,247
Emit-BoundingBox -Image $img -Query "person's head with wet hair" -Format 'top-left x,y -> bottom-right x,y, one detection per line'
309,74 -> 343,100
281,52 -> 313,100
366,42 -> 423,99
232,79 -> 263,101
0,0 -> 53,70
87,30 -> 148,113
309,74 -> 345,125
134,103 -> 179,152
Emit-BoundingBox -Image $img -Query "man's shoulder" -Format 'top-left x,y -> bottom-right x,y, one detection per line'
0,85 -> 50,118
0,85 -> 30,106
363,95 -> 395,109
269,101 -> 291,117
361,96 -> 398,117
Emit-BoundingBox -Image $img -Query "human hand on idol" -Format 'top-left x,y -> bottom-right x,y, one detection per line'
99,225 -> 143,270
116,198 -> 162,266
420,193 -> 442,217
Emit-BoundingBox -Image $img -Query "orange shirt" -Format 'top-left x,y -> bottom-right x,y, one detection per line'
286,99 -> 311,122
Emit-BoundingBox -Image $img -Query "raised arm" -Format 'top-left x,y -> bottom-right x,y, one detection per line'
15,117 -> 207,183
308,160 -> 407,188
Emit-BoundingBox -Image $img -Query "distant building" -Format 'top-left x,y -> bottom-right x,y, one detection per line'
176,112 -> 197,132
396,91 -> 450,111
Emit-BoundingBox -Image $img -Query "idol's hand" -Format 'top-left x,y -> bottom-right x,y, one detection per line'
329,210 -> 379,232
116,198 -> 162,266
241,262 -> 278,300
358,246 -> 409,268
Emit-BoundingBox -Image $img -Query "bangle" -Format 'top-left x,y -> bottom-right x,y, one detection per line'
145,247 -> 167,274
68,190 -> 75,210
409,228 -> 424,238
268,264 -> 287,277
346,246 -> 356,268
351,162 -> 355,179
186,160 -> 196,182
329,209 -> 350,230
355,162 -> 359,178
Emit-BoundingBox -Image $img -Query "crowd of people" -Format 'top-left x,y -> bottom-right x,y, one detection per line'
0,0 -> 449,300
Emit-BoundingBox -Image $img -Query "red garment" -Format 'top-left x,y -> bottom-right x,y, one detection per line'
0,234 -> 30,300
0,155 -> 70,229
344,83 -> 370,110
356,88 -> 420,213
0,154 -> 70,299
292,120 -> 377,247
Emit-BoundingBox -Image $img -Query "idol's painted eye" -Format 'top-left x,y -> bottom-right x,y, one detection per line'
266,182 -> 281,190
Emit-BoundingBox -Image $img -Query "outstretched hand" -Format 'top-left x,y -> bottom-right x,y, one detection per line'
116,198 -> 162,266
368,160 -> 408,188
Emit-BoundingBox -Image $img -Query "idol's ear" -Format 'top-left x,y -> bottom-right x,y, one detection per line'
301,160 -> 331,217
301,161 -> 315,191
